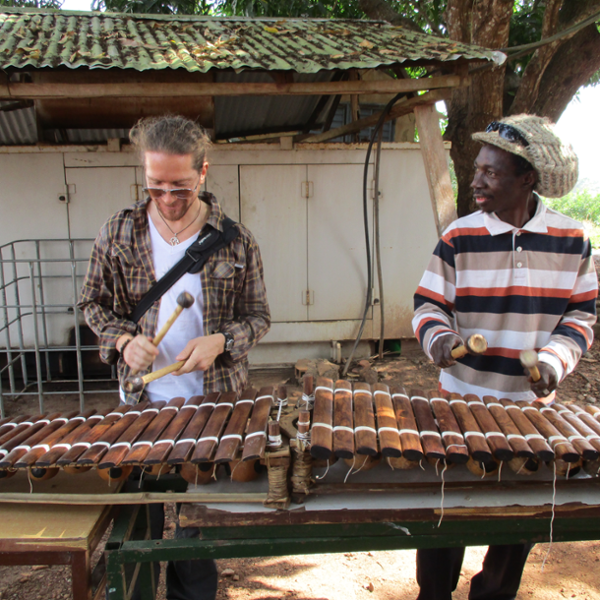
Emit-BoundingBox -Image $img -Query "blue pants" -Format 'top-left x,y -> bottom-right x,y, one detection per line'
416,544 -> 533,600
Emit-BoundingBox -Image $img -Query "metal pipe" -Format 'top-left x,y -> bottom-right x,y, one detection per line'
28,261 -> 45,413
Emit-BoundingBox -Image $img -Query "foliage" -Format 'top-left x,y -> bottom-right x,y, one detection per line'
545,189 -> 600,248
91,0 -> 212,14
1,0 -> 61,7
545,189 -> 600,224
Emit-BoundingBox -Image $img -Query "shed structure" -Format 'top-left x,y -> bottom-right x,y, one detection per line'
0,8 -> 503,410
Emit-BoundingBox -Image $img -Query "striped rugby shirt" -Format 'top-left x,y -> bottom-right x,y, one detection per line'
413,197 -> 598,401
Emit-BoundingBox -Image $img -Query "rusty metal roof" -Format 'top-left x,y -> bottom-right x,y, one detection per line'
0,8 -> 502,73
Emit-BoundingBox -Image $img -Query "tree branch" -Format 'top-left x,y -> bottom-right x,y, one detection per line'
532,23 -> 600,121
509,0 -> 600,114
509,0 -> 563,114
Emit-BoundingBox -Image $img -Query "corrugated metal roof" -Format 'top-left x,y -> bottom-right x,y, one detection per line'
0,8 -> 502,73
0,101 -> 37,144
214,70 -> 335,139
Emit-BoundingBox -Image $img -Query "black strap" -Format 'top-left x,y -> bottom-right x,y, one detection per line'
129,217 -> 239,324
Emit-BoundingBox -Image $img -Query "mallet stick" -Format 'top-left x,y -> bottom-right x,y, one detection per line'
152,291 -> 195,346
520,350 -> 541,382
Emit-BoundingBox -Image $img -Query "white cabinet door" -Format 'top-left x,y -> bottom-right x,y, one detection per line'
307,164 -> 373,322
240,165 -> 308,323
205,165 -> 240,222
0,153 -> 69,243
66,167 -> 138,239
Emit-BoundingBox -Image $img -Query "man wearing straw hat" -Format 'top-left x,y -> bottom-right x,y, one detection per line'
412,115 -> 597,599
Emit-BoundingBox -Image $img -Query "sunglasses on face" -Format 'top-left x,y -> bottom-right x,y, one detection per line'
143,178 -> 200,201
485,121 -> 530,147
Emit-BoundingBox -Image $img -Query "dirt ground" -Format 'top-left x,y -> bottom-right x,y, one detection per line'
2,337 -> 600,600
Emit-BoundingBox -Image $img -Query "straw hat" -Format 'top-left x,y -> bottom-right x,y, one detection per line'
472,114 -> 578,198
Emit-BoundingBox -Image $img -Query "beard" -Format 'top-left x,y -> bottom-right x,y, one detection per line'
155,196 -> 198,224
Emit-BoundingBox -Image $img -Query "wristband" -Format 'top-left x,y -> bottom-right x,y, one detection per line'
118,336 -> 134,356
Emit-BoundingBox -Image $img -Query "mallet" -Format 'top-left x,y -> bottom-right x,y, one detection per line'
520,349 -> 541,382
123,360 -> 186,394
450,333 -> 488,359
152,291 -> 195,346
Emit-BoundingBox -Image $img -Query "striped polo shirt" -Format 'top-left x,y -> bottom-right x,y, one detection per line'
412,197 -> 598,401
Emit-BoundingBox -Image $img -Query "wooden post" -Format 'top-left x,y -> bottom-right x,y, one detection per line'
413,103 -> 457,236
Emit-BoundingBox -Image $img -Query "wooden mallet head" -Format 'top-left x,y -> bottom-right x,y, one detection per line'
450,334 -> 488,359
152,291 -> 195,346
123,359 -> 186,394
520,349 -> 541,382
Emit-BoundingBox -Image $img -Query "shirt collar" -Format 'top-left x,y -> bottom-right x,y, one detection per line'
483,195 -> 548,236
202,192 -> 227,232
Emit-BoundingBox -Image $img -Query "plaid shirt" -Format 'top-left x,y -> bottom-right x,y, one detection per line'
78,192 -> 271,404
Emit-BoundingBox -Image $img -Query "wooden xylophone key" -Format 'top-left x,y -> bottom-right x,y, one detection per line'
373,384 -> 402,458
14,408 -> 99,469
514,400 -> 579,463
214,388 -> 258,464
584,404 -> 600,421
410,390 -> 445,461
35,409 -> 112,467
448,394 -> 493,463
310,377 -> 334,460
353,382 -> 378,456
301,375 -> 315,409
0,415 -> 14,429
515,400 -> 580,463
0,411 -> 79,469
121,397 -> 187,466
428,391 -> 469,464
390,386 -> 423,461
552,403 -> 600,454
241,386 -> 274,462
98,402 -> 167,469
333,380 -> 354,459
483,396 -> 535,459
57,405 -> 134,466
167,393 -> 220,465
531,401 -> 598,461
0,412 -> 62,458
75,401 -> 151,467
296,409 -> 311,451
192,392 -> 237,463
499,399 -> 554,462
143,395 -> 205,466
563,404 -> 600,442
0,414 -> 33,441
465,395 -> 514,462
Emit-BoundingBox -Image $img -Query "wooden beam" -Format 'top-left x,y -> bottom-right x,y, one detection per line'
300,88 -> 451,144
413,103 -> 457,235
0,491 -> 268,505
0,75 -> 468,100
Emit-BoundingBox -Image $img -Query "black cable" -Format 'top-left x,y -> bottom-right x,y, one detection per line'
342,91 -> 404,377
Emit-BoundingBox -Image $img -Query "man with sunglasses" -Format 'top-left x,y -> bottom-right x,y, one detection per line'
412,114 -> 597,600
79,115 -> 270,599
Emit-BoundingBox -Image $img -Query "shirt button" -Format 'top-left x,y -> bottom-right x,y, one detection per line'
516,232 -> 521,236
517,246 -> 523,252
517,262 -> 523,268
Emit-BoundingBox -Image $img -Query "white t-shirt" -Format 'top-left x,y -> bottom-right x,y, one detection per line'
135,215 -> 205,403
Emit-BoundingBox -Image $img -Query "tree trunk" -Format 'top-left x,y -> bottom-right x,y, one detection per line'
447,0 -> 513,217
357,0 -> 423,31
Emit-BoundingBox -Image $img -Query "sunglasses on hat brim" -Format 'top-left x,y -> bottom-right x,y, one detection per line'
485,121 -> 529,147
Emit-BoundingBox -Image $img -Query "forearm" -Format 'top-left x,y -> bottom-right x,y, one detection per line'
80,302 -> 139,365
